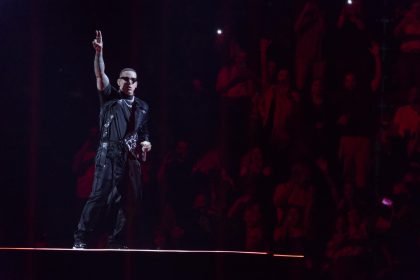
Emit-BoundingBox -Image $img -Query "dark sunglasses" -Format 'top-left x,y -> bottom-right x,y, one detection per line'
119,77 -> 138,83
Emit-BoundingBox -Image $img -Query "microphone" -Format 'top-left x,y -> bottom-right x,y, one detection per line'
142,151 -> 147,162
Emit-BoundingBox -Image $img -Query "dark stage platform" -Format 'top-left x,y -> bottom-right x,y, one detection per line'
0,248 -> 304,280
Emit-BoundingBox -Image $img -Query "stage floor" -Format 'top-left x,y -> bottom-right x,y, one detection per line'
0,247 -> 304,280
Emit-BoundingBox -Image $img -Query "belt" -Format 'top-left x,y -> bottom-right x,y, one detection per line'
100,140 -> 125,149
99,140 -> 141,162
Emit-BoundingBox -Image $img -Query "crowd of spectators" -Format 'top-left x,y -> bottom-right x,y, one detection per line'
72,0 -> 420,279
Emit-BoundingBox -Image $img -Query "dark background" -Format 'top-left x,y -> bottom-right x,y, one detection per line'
0,0 -> 402,247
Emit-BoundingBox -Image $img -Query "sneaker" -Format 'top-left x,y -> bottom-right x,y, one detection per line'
72,241 -> 87,249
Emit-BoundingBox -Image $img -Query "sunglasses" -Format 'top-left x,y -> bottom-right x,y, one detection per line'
119,77 -> 138,83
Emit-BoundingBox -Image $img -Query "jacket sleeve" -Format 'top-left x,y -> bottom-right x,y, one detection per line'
139,105 -> 150,143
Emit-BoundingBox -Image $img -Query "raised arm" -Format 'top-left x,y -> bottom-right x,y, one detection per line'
295,2 -> 317,33
369,42 -> 382,93
260,38 -> 271,93
394,10 -> 415,37
92,30 -> 110,91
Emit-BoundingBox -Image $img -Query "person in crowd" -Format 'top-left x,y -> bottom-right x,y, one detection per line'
394,1 -> 420,92
333,42 -> 381,188
294,1 -> 326,91
186,193 -> 217,249
258,67 -> 304,174
273,162 -> 314,236
326,207 -> 371,280
305,79 -> 336,162
260,38 -> 279,93
392,87 -> 420,159
238,147 -> 274,201
273,205 -> 305,254
157,140 -> 194,230
216,49 -> 256,174
243,202 -> 268,251
227,196 -> 268,251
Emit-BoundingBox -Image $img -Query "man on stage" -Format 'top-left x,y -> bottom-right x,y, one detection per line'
73,30 -> 151,249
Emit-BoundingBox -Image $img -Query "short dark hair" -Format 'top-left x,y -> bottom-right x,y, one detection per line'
119,68 -> 137,77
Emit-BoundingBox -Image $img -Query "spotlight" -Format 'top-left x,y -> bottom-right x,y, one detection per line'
381,197 -> 393,207
216,29 -> 223,35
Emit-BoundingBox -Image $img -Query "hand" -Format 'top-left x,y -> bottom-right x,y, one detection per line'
369,42 -> 380,57
92,30 -> 103,53
141,141 -> 152,152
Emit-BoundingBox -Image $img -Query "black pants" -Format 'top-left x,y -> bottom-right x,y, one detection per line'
74,142 -> 142,246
